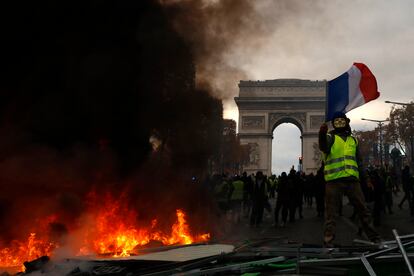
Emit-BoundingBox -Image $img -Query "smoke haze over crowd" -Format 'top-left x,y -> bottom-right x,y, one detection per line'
0,0 -> 265,244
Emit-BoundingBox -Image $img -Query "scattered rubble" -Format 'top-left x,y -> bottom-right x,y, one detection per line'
11,229 -> 414,275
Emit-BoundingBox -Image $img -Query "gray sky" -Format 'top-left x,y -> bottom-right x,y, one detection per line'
272,123 -> 301,175
216,0 -> 414,174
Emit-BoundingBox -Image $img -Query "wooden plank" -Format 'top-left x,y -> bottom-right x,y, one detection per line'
98,244 -> 235,262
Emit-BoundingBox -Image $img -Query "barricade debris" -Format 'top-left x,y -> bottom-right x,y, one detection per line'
8,229 -> 414,275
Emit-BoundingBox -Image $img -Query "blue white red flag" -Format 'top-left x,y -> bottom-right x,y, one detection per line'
326,63 -> 380,121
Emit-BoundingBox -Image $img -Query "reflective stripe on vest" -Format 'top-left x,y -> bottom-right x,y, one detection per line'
324,134 -> 359,181
231,180 -> 244,200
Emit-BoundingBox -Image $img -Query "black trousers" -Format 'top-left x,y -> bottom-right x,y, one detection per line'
250,200 -> 264,226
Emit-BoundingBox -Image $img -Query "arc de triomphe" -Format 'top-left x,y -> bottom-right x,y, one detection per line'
235,79 -> 326,176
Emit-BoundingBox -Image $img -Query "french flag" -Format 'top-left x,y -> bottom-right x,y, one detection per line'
326,63 -> 380,121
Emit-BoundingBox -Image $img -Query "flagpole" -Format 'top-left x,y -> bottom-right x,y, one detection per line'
325,80 -> 329,122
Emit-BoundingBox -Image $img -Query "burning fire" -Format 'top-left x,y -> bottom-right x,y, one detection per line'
0,193 -> 210,271
0,233 -> 55,270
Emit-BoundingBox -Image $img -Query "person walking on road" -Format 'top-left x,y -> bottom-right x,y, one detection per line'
398,165 -> 413,214
319,112 -> 380,247
228,175 -> 244,223
241,172 -> 253,217
383,169 -> 394,214
250,171 -> 267,227
287,169 -> 298,222
274,172 -> 290,227
315,164 -> 326,218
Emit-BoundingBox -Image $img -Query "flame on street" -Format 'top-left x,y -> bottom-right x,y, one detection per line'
0,193 -> 210,271
0,233 -> 55,271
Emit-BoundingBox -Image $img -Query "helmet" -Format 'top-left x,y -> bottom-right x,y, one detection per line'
331,112 -> 350,129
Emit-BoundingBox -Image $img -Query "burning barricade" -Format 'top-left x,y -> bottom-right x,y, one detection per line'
0,192 -> 209,274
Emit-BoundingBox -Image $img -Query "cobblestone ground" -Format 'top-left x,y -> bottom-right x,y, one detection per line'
214,191 -> 414,247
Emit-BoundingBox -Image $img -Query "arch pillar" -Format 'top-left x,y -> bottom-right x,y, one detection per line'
302,132 -> 320,174
238,133 -> 273,176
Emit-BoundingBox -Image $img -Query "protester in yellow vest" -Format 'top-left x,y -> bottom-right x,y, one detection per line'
214,175 -> 230,214
229,175 -> 244,223
319,112 -> 380,247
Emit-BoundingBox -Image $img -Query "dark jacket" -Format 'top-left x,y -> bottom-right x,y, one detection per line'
252,178 -> 267,202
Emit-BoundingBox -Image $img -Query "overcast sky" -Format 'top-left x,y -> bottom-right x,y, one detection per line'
217,0 -> 414,174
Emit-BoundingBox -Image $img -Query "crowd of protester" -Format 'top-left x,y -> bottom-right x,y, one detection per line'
206,164 -> 414,228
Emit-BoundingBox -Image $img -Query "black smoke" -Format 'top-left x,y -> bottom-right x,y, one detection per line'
0,0 -> 223,241
0,0 -> 222,172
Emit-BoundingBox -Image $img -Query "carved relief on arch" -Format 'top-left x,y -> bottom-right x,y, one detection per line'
242,116 -> 265,129
247,142 -> 260,165
310,115 -> 325,129
269,112 -> 306,132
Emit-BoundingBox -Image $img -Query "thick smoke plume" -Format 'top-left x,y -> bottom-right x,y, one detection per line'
161,0 -> 266,100
0,0 -> 259,247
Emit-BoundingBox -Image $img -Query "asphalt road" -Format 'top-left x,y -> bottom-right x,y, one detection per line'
214,191 -> 414,247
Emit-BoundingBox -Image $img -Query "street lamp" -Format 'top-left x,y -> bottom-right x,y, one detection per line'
385,100 -> 413,106
361,118 -> 390,167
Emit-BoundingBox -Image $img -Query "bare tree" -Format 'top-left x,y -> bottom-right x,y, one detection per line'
387,102 -> 414,164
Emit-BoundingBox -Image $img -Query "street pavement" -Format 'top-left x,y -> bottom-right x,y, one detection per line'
214,191 -> 414,247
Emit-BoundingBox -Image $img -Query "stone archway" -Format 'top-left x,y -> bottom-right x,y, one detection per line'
235,79 -> 326,176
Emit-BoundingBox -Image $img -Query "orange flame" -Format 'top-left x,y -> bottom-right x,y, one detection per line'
0,233 -> 56,271
0,194 -> 209,272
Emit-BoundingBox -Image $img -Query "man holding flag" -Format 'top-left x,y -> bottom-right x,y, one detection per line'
319,63 -> 381,247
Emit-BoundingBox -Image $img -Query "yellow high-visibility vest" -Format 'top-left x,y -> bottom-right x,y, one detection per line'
230,180 -> 244,200
324,134 -> 359,182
